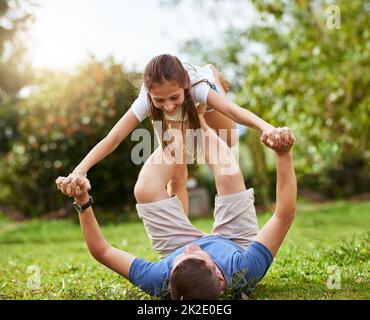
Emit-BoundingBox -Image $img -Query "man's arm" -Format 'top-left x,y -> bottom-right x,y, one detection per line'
74,192 -> 136,279
255,129 -> 297,257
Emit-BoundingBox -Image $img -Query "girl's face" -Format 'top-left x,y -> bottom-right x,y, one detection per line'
148,80 -> 186,115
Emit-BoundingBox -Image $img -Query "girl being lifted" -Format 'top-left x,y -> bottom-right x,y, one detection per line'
61,54 -> 275,214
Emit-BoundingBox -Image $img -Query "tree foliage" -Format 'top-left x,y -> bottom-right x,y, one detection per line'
180,0 -> 370,197
0,0 -> 34,97
1,57 -> 150,216
0,0 -> 35,154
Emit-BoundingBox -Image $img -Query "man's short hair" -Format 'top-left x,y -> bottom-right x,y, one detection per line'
169,258 -> 222,300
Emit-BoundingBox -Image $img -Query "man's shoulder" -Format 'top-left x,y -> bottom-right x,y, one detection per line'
244,241 -> 274,264
129,257 -> 171,296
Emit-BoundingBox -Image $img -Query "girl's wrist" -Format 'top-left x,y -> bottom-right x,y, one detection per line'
257,120 -> 275,132
72,171 -> 87,177
263,123 -> 275,132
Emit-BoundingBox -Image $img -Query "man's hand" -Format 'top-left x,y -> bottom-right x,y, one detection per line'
55,173 -> 90,199
260,127 -> 296,155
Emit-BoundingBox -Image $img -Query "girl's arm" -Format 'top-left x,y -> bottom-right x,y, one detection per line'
206,90 -> 275,132
62,110 -> 140,196
73,110 -> 140,174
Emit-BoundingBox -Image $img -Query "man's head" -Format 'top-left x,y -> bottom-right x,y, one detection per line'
169,244 -> 226,300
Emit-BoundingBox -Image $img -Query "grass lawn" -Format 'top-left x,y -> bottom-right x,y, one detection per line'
0,200 -> 369,300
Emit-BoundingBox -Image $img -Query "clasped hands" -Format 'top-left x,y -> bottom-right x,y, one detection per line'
55,127 -> 296,199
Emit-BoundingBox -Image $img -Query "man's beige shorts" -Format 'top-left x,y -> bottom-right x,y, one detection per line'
136,188 -> 259,258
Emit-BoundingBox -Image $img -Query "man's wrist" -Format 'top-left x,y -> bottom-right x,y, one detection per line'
74,193 -> 90,205
276,150 -> 293,158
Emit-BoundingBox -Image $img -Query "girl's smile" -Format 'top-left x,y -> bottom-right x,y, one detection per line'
164,105 -> 180,115
148,80 -> 185,113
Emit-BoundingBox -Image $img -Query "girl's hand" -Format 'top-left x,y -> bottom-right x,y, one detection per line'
260,127 -> 296,155
55,172 -> 91,198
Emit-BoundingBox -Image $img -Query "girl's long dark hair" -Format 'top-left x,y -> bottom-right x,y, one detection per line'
144,54 -> 210,162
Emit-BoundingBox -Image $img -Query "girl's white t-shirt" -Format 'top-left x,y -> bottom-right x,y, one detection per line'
130,64 -> 216,122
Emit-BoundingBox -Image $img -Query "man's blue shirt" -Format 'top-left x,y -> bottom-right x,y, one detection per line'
129,235 -> 273,296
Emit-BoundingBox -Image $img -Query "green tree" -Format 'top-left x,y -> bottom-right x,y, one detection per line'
0,0 -> 35,154
1,56 -> 151,217
176,0 -> 370,198
0,0 -> 34,97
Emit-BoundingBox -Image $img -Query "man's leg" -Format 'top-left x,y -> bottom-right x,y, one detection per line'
134,135 -> 204,258
134,145 -> 177,204
165,120 -> 190,215
166,164 -> 189,215
200,116 -> 245,196
199,117 -> 259,249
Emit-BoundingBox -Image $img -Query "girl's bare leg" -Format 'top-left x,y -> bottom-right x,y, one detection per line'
203,64 -> 238,147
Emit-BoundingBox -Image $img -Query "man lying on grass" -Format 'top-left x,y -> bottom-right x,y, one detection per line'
55,122 -> 296,300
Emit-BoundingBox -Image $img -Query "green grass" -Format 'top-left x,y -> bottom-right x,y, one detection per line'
0,200 -> 369,300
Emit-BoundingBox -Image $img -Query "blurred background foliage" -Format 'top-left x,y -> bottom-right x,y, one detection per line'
0,0 -> 369,217
0,0 -> 34,155
179,0 -> 370,205
1,56 -> 151,216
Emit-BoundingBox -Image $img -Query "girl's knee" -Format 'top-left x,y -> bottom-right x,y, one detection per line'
207,63 -> 229,94
207,63 -> 217,74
